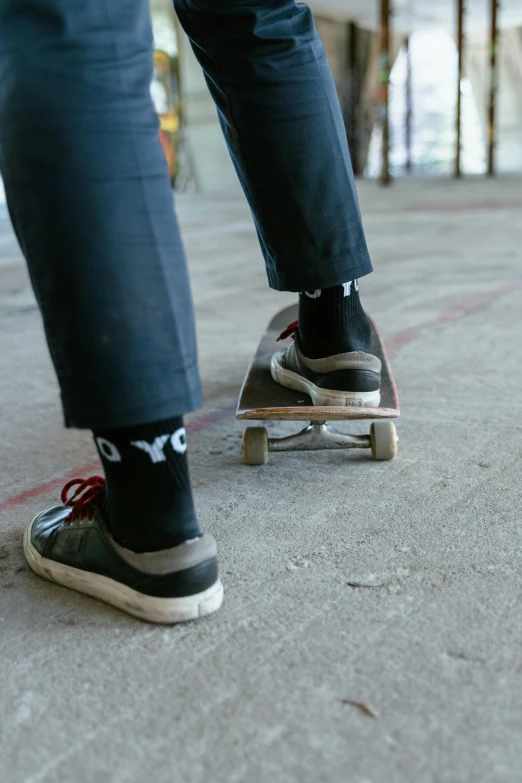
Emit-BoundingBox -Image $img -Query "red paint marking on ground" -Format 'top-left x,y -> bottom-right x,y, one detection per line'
0,406 -> 237,513
366,201 -> 522,215
186,405 -> 236,433
414,201 -> 522,213
386,279 -> 522,353
1,280 -> 520,513
0,460 -> 101,514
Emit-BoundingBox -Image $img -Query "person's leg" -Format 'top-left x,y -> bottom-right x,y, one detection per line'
175,0 -> 380,404
0,0 -> 222,622
1,0 -> 201,428
175,0 -> 371,293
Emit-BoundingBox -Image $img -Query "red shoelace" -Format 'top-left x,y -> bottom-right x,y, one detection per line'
61,476 -> 106,523
277,320 -> 298,342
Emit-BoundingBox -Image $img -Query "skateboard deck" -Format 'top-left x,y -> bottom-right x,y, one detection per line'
237,305 -> 399,422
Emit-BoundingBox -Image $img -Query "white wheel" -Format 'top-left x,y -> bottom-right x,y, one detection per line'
370,421 -> 397,461
243,427 -> 269,465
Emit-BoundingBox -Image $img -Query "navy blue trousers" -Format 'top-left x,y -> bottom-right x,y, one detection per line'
0,0 -> 372,429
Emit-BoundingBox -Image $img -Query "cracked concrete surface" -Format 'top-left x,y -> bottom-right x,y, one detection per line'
1,177 -> 521,783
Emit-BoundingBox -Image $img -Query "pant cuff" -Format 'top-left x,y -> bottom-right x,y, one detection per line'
265,254 -> 373,292
63,387 -> 204,430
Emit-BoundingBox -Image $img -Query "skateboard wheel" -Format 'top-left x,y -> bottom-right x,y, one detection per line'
370,421 -> 397,461
243,427 -> 269,465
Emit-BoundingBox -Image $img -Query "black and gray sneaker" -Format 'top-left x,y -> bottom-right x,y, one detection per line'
271,321 -> 381,407
23,476 -> 223,624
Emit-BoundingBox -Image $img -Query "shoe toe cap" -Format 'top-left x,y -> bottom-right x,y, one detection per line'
29,505 -> 70,555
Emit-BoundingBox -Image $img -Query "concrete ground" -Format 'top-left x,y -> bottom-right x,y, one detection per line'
1,176 -> 521,783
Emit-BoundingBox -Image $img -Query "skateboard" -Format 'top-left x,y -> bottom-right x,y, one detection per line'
236,305 -> 399,465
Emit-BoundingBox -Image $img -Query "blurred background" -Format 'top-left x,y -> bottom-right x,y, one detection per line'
147,0 -> 522,189
1,0 -> 522,198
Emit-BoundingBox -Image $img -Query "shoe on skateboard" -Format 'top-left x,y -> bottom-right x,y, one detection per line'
237,305 -> 399,465
23,476 -> 223,624
271,320 -> 381,408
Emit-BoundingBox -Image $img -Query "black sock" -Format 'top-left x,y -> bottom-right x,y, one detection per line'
93,416 -> 200,553
298,280 -> 372,359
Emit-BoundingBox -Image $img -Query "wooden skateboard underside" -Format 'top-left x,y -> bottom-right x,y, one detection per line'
237,305 -> 399,422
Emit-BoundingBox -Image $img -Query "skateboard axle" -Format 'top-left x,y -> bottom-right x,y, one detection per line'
268,422 -> 371,453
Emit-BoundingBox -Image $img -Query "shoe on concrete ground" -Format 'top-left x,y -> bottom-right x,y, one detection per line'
271,321 -> 381,408
23,476 -> 223,624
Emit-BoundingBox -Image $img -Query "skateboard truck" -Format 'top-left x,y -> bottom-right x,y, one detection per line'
242,420 -> 397,465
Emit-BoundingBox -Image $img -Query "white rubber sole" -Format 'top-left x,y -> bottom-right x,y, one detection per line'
23,518 -> 224,625
271,353 -> 381,408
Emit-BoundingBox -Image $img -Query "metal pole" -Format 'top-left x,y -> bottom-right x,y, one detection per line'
455,0 -> 465,178
379,0 -> 392,185
487,0 -> 499,176
404,35 -> 412,172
